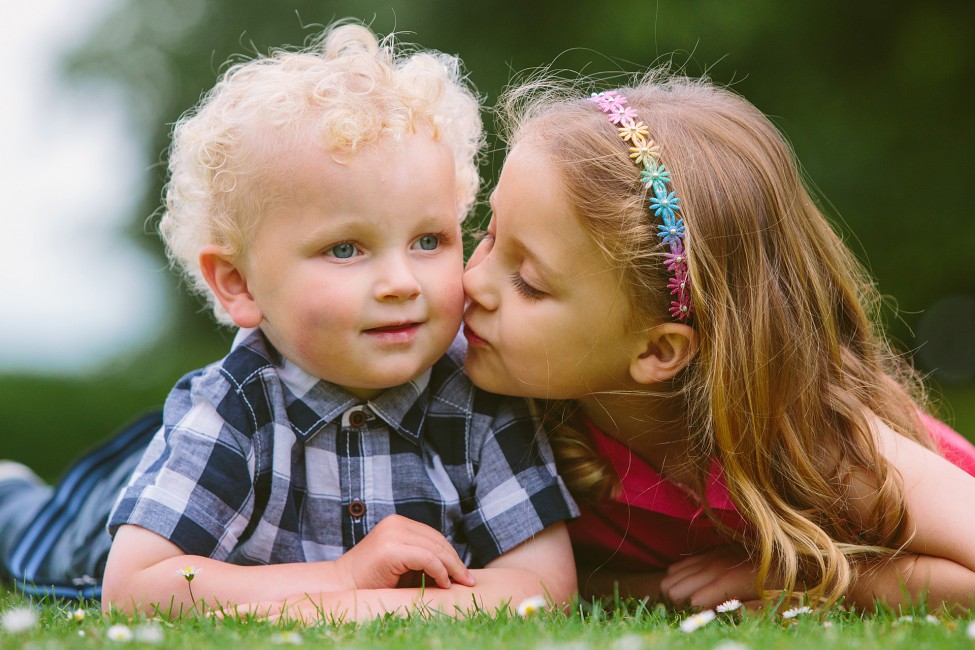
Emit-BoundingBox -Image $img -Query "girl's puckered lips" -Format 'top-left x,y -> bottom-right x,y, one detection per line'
463,322 -> 487,346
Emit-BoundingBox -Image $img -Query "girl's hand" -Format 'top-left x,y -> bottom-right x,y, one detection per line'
333,514 -> 475,590
660,546 -> 760,609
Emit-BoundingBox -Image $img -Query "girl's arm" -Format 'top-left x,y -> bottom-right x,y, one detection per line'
102,515 -> 475,616
577,567 -> 665,601
845,420 -> 975,611
242,522 -> 576,622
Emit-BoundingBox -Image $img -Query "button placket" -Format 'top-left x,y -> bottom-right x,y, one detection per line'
341,405 -> 373,538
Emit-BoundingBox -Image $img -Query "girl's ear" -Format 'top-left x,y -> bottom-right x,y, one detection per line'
199,245 -> 263,328
629,323 -> 698,385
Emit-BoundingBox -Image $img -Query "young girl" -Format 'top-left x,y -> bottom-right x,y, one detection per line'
461,71 -> 975,612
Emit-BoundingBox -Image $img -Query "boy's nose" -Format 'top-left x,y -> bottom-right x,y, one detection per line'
376,255 -> 421,301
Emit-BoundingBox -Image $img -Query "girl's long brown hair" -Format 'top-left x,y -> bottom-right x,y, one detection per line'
502,71 -> 934,607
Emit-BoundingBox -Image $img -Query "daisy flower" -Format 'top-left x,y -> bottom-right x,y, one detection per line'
134,624 -> 165,644
716,599 -> 742,613
107,624 -> 133,642
781,605 -> 813,619
1,606 -> 38,633
176,566 -> 201,581
516,595 -> 548,617
679,609 -> 716,632
271,631 -> 304,645
966,620 -> 975,638
70,608 -> 87,623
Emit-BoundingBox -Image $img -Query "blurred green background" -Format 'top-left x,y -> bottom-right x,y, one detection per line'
3,1 -> 973,480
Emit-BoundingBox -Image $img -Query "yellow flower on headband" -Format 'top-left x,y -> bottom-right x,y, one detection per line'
618,120 -> 649,144
628,140 -> 660,166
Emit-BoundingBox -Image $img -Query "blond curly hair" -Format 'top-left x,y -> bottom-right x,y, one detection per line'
160,21 -> 483,324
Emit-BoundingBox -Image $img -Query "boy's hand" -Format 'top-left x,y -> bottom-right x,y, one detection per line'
660,546 -> 760,609
333,515 -> 475,590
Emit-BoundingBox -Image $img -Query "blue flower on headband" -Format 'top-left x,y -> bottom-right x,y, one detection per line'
649,191 -> 681,220
657,214 -> 685,246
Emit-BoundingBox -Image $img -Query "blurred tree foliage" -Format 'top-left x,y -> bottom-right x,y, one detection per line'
3,0 -> 973,478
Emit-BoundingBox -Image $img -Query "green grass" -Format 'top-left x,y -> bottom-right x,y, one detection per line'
2,590 -> 974,649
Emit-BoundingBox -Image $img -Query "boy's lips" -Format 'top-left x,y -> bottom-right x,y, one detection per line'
364,320 -> 421,333
364,321 -> 422,342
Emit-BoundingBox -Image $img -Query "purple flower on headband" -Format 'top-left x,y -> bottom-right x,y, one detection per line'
657,214 -> 685,246
664,247 -> 687,272
607,105 -> 638,125
650,191 -> 681,220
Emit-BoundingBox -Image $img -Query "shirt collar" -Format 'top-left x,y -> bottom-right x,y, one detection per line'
232,328 -> 431,443
584,418 -> 737,518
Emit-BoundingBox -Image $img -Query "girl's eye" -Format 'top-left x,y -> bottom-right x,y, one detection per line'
413,234 -> 440,251
327,242 -> 359,259
510,272 -> 546,301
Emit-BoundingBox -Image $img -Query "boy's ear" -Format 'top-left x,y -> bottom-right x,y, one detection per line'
199,245 -> 263,329
629,323 -> 698,385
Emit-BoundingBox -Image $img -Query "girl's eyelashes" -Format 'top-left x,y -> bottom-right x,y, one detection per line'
510,271 -> 546,301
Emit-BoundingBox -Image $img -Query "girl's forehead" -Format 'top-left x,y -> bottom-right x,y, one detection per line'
494,144 -> 611,279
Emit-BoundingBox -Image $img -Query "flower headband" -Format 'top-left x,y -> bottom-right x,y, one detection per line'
590,91 -> 693,321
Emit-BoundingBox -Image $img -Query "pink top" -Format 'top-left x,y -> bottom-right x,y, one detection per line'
568,413 -> 975,572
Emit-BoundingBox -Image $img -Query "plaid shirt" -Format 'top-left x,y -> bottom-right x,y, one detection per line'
108,329 -> 577,568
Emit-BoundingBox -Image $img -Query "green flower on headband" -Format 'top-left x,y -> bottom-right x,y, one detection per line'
640,160 -> 671,193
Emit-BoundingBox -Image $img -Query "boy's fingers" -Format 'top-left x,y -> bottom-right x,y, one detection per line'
398,549 -> 452,589
397,532 -> 474,587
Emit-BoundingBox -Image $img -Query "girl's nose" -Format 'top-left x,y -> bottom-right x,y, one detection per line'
462,246 -> 497,311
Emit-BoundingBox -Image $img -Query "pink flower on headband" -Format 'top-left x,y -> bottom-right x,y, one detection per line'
591,91 -> 625,111
607,105 -> 638,125
669,299 -> 693,321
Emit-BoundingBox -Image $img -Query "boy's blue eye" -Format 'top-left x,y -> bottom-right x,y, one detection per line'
329,243 -> 358,259
414,235 -> 440,251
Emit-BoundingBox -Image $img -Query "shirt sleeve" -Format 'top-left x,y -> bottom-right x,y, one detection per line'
107,367 -> 256,561
462,390 -> 579,565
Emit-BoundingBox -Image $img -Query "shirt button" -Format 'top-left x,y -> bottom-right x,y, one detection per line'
348,499 -> 367,519
349,410 -> 367,428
